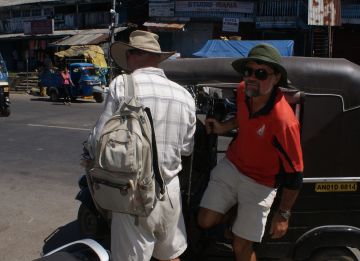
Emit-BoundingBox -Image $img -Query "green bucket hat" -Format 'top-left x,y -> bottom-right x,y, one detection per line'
232,43 -> 288,87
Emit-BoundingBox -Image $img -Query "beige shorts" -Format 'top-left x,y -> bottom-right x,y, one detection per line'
111,176 -> 187,261
200,157 -> 277,242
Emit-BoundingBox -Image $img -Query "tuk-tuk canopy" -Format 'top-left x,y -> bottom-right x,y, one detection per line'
55,45 -> 107,68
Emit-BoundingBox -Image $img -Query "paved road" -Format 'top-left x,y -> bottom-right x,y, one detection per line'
0,94 -> 104,261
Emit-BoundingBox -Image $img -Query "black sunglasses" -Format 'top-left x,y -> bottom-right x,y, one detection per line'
242,66 -> 275,81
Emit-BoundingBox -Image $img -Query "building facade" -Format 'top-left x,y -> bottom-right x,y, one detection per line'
0,0 -> 133,71
1,0 -> 360,72
146,0 -> 360,64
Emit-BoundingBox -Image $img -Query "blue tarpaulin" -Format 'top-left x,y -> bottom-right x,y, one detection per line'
193,40 -> 294,58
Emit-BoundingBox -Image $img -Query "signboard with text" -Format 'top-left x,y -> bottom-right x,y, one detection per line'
176,1 -> 254,13
222,17 -> 239,32
24,19 -> 54,35
149,2 -> 175,17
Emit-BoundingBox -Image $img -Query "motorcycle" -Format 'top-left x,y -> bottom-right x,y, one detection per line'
76,174 -> 109,240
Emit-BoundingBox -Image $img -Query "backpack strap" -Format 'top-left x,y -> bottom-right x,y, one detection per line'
145,107 -> 165,195
125,74 -> 136,97
124,73 -> 165,195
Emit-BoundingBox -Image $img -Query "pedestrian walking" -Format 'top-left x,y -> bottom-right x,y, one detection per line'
61,67 -> 73,104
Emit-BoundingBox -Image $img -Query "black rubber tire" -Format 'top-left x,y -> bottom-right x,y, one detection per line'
309,247 -> 358,261
77,203 -> 102,238
93,93 -> 104,103
49,89 -> 59,102
1,107 -> 10,116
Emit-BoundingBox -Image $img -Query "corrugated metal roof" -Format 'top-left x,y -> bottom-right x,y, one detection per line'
0,0 -> 58,7
51,33 -> 108,46
50,27 -> 127,46
0,27 -> 127,41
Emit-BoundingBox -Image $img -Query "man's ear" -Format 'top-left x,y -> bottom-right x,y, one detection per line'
274,73 -> 281,86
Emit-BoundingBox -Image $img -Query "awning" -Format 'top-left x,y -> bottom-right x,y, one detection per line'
143,22 -> 185,32
0,27 -> 127,41
0,0 -> 57,7
51,33 -> 108,46
50,27 -> 127,46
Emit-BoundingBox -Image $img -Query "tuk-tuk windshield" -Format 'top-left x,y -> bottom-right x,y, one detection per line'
82,67 -> 97,76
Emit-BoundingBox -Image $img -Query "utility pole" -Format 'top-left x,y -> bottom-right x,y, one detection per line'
108,0 -> 117,82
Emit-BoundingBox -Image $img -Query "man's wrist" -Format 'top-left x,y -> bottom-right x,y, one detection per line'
277,209 -> 291,221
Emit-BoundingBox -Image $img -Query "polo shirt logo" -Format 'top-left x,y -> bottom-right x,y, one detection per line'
257,124 -> 266,136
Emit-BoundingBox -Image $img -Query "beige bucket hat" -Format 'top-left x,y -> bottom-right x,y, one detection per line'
110,30 -> 176,71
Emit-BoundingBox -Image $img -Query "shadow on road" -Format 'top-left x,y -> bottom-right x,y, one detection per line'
42,220 -> 82,255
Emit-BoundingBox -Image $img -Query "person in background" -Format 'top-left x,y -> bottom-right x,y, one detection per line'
198,44 -> 304,261
61,67 -> 73,104
81,30 -> 196,261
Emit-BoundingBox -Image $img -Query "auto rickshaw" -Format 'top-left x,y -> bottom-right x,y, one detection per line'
75,56 -> 360,260
0,52 -> 10,116
39,63 -> 105,103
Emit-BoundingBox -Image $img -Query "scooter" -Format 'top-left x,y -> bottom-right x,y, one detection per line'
33,238 -> 110,261
76,174 -> 110,240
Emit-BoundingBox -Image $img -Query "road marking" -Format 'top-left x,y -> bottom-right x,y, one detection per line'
27,124 -> 91,131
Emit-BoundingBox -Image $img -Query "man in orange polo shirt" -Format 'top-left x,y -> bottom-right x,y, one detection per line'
198,44 -> 304,261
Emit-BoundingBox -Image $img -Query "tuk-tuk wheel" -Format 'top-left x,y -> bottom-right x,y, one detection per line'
49,89 -> 59,102
309,247 -> 357,261
1,108 -> 10,116
93,93 -> 104,103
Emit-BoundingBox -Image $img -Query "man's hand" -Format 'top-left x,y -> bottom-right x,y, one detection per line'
205,118 -> 221,134
270,212 -> 289,239
205,117 -> 237,135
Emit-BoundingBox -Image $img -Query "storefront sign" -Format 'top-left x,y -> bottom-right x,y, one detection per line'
308,0 -> 341,26
150,2 -> 175,17
222,18 -> 239,32
176,1 -> 254,13
24,19 -> 54,35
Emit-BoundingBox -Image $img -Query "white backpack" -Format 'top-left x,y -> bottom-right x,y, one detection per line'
89,74 -> 165,216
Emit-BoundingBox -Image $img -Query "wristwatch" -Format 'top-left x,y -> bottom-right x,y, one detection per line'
278,209 -> 291,220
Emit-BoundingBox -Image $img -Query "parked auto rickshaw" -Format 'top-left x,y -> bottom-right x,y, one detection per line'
75,56 -> 360,260
160,57 -> 360,260
0,52 -> 10,116
39,63 -> 104,103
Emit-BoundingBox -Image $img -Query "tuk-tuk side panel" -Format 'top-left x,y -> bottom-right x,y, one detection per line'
301,95 -> 346,179
39,70 -> 63,89
342,108 -> 360,176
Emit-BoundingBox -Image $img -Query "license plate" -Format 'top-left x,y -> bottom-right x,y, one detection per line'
315,182 -> 357,192
3,87 -> 9,92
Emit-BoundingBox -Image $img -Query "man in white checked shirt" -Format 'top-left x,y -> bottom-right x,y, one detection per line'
82,30 -> 196,261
